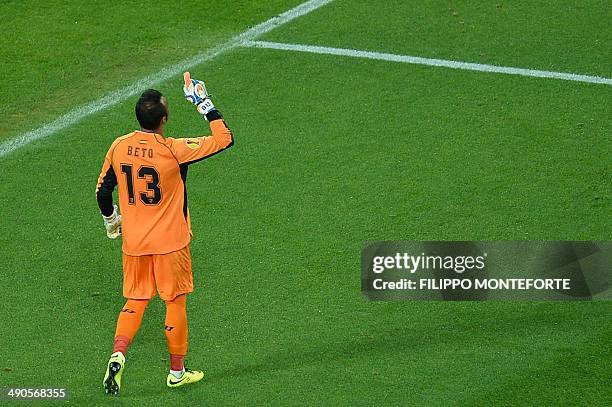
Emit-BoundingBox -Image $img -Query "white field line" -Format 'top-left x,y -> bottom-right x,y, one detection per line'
244,40 -> 612,86
0,0 -> 333,159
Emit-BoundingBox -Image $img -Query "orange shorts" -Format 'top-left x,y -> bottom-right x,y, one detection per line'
122,245 -> 193,301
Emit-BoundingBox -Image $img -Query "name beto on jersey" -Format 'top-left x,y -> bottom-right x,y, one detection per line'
127,145 -> 154,158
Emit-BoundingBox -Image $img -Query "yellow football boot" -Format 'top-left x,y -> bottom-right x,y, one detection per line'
103,352 -> 125,395
166,368 -> 204,388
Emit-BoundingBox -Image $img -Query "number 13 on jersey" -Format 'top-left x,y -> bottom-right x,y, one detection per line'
120,164 -> 162,205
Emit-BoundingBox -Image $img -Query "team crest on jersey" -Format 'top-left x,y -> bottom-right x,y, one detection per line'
185,138 -> 201,149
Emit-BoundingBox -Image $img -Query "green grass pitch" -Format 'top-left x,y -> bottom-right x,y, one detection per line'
0,1 -> 610,405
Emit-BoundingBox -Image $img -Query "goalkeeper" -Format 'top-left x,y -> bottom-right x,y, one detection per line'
95,73 -> 233,395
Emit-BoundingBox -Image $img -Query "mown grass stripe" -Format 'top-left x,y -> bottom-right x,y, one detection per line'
0,0 -> 334,159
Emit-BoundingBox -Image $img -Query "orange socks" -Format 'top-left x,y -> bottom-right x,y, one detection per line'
112,295 -> 188,371
113,298 -> 149,355
164,294 -> 188,369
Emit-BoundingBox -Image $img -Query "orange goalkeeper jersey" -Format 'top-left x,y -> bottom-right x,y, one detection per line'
96,118 -> 233,256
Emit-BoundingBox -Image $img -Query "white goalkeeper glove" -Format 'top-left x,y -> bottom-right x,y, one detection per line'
102,204 -> 122,239
183,71 -> 216,118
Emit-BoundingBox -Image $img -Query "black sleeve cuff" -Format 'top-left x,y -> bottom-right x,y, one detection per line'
97,193 -> 114,217
97,166 -> 117,216
205,110 -> 223,122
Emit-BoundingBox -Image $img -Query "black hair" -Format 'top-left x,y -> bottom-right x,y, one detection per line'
135,89 -> 167,130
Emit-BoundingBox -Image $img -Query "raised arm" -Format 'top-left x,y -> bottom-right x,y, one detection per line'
173,72 -> 234,164
169,117 -> 234,165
